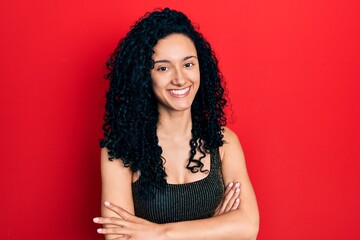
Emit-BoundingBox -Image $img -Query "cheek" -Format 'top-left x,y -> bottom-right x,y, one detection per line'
183,68 -> 200,81
151,77 -> 166,94
192,67 -> 200,80
193,72 -> 201,92
190,71 -> 200,86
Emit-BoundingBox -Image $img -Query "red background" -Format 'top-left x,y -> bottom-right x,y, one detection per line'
1,0 -> 359,239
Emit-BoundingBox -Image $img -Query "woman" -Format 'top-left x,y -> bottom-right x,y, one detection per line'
94,8 -> 259,239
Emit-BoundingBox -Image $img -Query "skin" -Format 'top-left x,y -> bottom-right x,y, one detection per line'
95,34 -> 259,239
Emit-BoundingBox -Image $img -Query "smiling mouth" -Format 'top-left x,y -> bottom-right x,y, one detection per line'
169,86 -> 190,96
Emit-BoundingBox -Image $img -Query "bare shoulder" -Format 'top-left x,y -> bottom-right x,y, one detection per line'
100,147 -> 134,213
219,126 -> 244,163
100,147 -> 130,170
100,147 -> 110,161
222,126 -> 240,143
100,147 -> 133,188
218,126 -> 250,188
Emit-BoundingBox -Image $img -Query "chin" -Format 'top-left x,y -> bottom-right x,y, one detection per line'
157,97 -> 195,112
159,103 -> 192,112
171,105 -> 192,111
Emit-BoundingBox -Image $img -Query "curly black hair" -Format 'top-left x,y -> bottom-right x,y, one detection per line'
100,8 -> 227,199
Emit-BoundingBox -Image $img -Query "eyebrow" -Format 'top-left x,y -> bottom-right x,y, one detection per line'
153,55 -> 197,64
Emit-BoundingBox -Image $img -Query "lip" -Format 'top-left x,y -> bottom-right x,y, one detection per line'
168,86 -> 191,98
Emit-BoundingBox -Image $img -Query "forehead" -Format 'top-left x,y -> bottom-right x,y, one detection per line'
152,34 -> 197,60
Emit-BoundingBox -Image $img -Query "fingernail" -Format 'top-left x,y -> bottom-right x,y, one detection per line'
236,188 -> 240,193
228,182 -> 233,187
104,201 -> 110,206
97,228 -> 102,233
235,182 -> 240,187
93,217 -> 99,223
236,198 -> 240,203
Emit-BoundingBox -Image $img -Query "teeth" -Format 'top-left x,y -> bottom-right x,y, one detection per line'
170,87 -> 189,95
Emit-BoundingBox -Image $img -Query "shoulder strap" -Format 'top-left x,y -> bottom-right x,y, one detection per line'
210,148 -> 221,172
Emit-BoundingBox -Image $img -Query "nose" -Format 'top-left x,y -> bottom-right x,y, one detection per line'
171,67 -> 186,86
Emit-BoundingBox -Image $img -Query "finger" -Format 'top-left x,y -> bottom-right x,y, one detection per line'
219,191 -> 234,214
231,198 -> 240,211
213,205 -> 220,216
93,217 -> 129,227
104,201 -> 134,220
217,182 -> 240,215
214,197 -> 224,214
224,186 -> 240,212
224,182 -> 234,195
97,227 -> 131,236
217,183 -> 235,214
219,182 -> 240,213
223,182 -> 239,200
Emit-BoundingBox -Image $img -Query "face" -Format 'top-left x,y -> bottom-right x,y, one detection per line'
151,33 -> 200,113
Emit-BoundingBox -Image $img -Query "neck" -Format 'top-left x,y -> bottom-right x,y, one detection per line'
157,108 -> 192,140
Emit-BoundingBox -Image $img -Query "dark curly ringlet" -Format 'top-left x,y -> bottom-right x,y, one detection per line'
100,7 -> 227,199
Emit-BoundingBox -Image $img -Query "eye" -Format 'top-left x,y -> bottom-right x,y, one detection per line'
184,62 -> 194,68
157,66 -> 169,72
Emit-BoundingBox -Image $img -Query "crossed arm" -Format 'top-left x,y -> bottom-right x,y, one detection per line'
95,127 -> 259,240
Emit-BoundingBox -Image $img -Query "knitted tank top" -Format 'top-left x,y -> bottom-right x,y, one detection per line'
132,148 -> 225,224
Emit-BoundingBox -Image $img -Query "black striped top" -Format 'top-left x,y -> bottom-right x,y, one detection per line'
132,148 -> 225,224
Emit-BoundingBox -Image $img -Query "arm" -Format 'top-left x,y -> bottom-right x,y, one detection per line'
100,147 -> 134,240
161,127 -> 259,240
95,127 -> 259,240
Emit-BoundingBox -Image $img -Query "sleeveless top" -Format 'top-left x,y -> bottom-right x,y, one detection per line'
132,148 -> 225,224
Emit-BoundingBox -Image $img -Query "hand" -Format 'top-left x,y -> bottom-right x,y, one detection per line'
214,182 -> 241,216
93,201 -> 166,240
